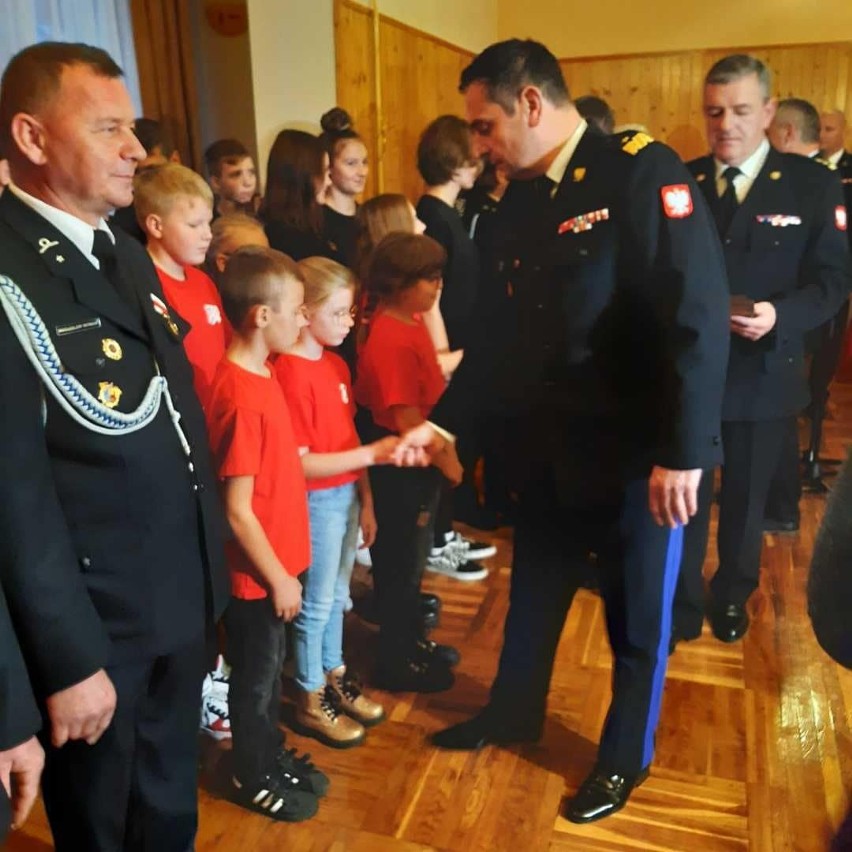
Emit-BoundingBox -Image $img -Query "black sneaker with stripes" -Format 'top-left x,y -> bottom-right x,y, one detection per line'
231,771 -> 318,822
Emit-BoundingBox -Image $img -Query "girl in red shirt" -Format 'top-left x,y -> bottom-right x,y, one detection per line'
276,257 -> 397,748
354,232 -> 463,693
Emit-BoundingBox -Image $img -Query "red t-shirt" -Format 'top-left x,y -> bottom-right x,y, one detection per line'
206,358 -> 310,599
156,265 -> 232,411
275,350 -> 361,491
355,311 -> 445,432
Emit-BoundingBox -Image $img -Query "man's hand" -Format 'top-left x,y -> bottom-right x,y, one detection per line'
730,301 -> 776,340
648,466 -> 703,528
46,668 -> 117,747
433,443 -> 464,486
392,422 -> 444,467
0,736 -> 44,830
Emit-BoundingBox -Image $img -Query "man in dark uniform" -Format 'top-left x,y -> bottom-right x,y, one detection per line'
673,56 -> 850,649
0,43 -> 228,850
0,584 -> 43,844
398,39 -> 730,823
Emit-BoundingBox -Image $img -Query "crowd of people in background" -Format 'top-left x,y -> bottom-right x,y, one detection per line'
0,34 -> 851,850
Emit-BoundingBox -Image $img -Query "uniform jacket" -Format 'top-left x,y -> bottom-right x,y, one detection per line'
0,190 -> 228,698
431,129 -> 731,506
839,150 -> 852,250
687,149 -> 851,421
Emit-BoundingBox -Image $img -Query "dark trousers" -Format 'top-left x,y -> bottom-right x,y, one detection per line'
41,640 -> 206,852
223,597 -> 286,783
672,470 -> 715,638
489,474 -> 683,775
369,465 -> 441,659
764,417 -> 801,523
679,418 -> 789,613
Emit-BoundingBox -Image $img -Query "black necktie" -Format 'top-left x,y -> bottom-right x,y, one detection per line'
92,229 -> 140,316
715,166 -> 741,235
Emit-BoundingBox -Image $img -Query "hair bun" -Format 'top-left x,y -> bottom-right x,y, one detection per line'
321,107 -> 353,134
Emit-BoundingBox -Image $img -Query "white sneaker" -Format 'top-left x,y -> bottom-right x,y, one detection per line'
426,547 -> 488,582
354,528 -> 373,567
201,690 -> 232,740
433,531 -> 497,561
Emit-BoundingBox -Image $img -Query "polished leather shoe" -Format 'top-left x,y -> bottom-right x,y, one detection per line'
763,518 -> 799,534
431,708 -> 542,750
564,766 -> 649,824
420,593 -> 442,614
710,603 -> 749,643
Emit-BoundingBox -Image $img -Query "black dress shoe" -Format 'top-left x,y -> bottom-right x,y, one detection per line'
668,626 -> 702,656
431,708 -> 542,750
420,592 -> 442,614
564,766 -> 650,824
763,518 -> 799,534
710,603 -> 749,643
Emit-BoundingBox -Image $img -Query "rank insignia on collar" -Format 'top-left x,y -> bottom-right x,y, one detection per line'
150,292 -> 182,340
621,132 -> 653,155
769,171 -> 782,180
573,167 -> 586,182
756,214 -> 801,227
661,184 -> 693,218
37,238 -> 60,255
101,338 -> 123,360
98,381 -> 122,409
837,206 -> 848,232
558,208 -> 610,234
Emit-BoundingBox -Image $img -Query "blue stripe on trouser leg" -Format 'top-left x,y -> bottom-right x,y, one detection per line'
596,478 -> 683,774
641,521 -> 682,768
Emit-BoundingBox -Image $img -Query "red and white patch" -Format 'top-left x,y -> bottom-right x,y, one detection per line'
836,205 -> 847,232
661,184 -> 693,218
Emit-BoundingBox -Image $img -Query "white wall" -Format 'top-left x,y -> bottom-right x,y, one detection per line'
246,0 -> 337,185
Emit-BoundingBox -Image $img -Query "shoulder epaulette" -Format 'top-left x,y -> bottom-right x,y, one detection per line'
815,156 -> 837,171
620,131 -> 654,156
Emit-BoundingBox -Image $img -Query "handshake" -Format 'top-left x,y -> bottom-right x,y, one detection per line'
389,423 -> 462,485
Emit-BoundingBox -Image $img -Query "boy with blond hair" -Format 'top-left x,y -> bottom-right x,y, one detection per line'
206,246 -> 328,821
135,163 -> 229,410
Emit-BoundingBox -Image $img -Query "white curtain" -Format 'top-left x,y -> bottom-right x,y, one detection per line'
0,0 -> 142,113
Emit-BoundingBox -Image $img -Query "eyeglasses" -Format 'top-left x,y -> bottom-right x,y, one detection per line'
329,306 -> 358,322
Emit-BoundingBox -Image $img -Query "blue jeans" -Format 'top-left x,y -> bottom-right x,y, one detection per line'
293,482 -> 359,692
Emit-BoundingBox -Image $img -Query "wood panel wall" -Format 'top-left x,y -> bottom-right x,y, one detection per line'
563,43 -> 852,161
334,0 -> 852,195
334,0 -> 471,203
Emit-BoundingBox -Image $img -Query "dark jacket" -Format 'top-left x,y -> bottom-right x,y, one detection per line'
0,190 -> 228,698
431,129 -> 731,506
687,149 -> 851,421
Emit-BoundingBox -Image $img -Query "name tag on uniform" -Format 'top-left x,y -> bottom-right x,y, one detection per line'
55,318 -> 102,337
755,214 -> 802,227
558,208 -> 609,234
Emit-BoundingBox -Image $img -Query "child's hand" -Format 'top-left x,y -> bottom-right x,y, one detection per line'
368,435 -> 401,465
433,443 -> 463,486
359,504 -> 378,548
271,574 -> 302,622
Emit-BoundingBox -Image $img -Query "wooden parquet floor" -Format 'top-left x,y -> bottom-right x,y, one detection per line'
7,388 -> 852,851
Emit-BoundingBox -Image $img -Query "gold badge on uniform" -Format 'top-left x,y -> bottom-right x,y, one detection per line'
621,132 -> 654,156
101,338 -> 123,361
769,171 -> 782,180
98,381 -> 122,409
696,173 -> 707,182
573,167 -> 586,182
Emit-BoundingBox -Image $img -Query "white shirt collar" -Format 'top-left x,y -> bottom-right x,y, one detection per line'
828,148 -> 844,167
545,119 -> 588,189
8,183 -> 114,268
714,137 -> 770,182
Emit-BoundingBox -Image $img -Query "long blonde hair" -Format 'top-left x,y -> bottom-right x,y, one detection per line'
297,256 -> 355,311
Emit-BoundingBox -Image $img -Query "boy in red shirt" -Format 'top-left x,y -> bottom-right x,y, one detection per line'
135,163 -> 230,410
206,245 -> 325,822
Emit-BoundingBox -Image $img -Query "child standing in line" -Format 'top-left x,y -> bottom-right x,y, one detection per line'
276,257 -> 396,748
206,246 -> 327,822
355,233 -> 463,693
204,138 -> 260,220
135,163 -> 230,411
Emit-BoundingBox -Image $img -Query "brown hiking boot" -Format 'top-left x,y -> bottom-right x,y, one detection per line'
327,665 -> 385,727
293,684 -> 365,749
